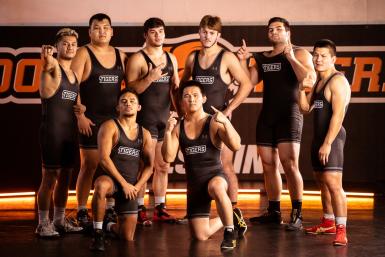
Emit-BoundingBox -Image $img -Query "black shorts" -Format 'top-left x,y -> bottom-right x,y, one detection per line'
186,169 -> 227,219
312,128 -> 346,172
79,122 -> 100,149
256,112 -> 303,148
40,125 -> 78,169
112,181 -> 138,215
137,114 -> 167,141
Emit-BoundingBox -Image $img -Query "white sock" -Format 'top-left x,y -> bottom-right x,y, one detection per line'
53,207 -> 65,224
324,213 -> 335,220
137,197 -> 144,206
93,221 -> 103,230
335,217 -> 347,226
106,222 -> 116,232
224,225 -> 234,230
106,198 -> 115,210
155,196 -> 165,207
38,210 -> 50,225
78,205 -> 87,212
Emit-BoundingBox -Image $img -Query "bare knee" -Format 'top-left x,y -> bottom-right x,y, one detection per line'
280,158 -> 298,175
193,232 -> 209,241
154,160 -> 169,175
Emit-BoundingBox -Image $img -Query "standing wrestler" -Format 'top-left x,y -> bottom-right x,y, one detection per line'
299,39 -> 350,246
162,81 -> 241,250
181,15 -> 252,234
71,13 -> 127,225
90,88 -> 153,251
125,17 -> 179,224
237,17 -> 315,230
36,28 -> 83,237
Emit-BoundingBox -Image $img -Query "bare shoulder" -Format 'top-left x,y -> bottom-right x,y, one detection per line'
127,51 -> 145,64
294,47 -> 312,58
167,52 -> 178,64
100,119 -> 117,132
329,74 -> 350,91
141,127 -> 152,142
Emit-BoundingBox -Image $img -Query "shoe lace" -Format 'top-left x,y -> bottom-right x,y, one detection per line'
234,212 -> 247,227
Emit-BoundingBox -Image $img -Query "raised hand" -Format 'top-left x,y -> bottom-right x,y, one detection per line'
41,45 -> 56,70
147,62 -> 168,82
211,106 -> 229,125
166,111 -> 178,133
283,37 -> 295,59
300,73 -> 315,91
236,39 -> 252,61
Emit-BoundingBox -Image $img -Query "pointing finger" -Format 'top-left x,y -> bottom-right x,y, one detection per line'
210,106 -> 219,113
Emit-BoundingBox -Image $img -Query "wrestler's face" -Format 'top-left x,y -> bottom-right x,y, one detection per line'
199,27 -> 220,48
268,22 -> 290,45
56,36 -> 78,60
313,47 -> 336,72
89,19 -> 113,45
182,86 -> 206,113
118,92 -> 141,117
145,26 -> 165,47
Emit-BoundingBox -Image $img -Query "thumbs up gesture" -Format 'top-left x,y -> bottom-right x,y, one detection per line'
300,73 -> 314,91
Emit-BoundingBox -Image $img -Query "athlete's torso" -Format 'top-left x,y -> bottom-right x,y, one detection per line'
179,116 -> 222,180
109,119 -> 143,184
41,64 -> 79,131
80,46 -> 125,123
192,50 -> 229,114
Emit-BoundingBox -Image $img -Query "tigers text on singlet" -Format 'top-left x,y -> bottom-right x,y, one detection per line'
192,50 -> 229,114
311,72 -> 348,140
254,51 -> 300,119
109,119 -> 143,184
80,46 -> 125,123
137,50 -> 174,120
41,64 -> 79,131
179,116 -> 222,181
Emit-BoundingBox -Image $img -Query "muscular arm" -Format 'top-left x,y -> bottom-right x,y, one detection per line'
211,107 -> 241,151
298,74 -> 317,114
39,45 -> 60,98
169,53 -> 180,112
161,118 -> 180,163
223,52 -> 254,115
288,48 -> 316,83
323,76 -> 351,146
135,129 -> 154,190
180,52 -> 194,84
126,53 -> 151,93
98,121 -> 130,187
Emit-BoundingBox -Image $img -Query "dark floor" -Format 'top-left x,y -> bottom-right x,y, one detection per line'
0,193 -> 384,257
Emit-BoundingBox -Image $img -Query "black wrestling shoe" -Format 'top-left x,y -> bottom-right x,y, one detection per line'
233,207 -> 247,237
220,228 -> 236,250
249,210 -> 283,224
89,229 -> 105,252
285,209 -> 303,231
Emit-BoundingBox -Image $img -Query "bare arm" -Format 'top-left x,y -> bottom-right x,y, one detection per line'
161,115 -> 180,163
211,106 -> 241,151
180,52 -> 195,84
298,73 -> 316,114
222,52 -> 254,116
318,76 -> 351,165
134,129 -> 154,190
236,39 -> 259,85
285,46 -> 316,82
39,45 -> 60,98
169,53 -> 180,112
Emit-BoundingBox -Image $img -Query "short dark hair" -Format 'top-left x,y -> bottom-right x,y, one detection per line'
179,80 -> 206,99
199,15 -> 222,33
89,13 -> 111,27
55,28 -> 78,45
144,17 -> 165,34
313,39 -> 337,57
268,17 -> 290,31
118,88 -> 139,102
